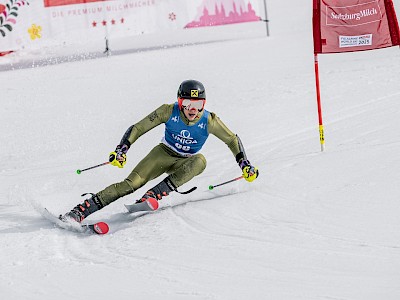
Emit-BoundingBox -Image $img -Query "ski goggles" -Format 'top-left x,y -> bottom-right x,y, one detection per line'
178,98 -> 206,110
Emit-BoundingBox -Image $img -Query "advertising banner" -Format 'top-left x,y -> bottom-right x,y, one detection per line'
313,0 -> 400,54
311,0 -> 400,151
0,0 -> 263,52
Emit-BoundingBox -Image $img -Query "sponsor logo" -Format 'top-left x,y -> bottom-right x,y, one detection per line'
339,34 -> 373,47
172,130 -> 198,145
148,111 -> 158,122
94,223 -> 104,234
191,90 -> 199,97
172,116 -> 179,122
326,1 -> 382,27
198,122 -> 205,129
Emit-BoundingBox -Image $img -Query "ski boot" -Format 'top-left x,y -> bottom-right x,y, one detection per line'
59,193 -> 104,223
136,178 -> 176,204
125,178 -> 176,213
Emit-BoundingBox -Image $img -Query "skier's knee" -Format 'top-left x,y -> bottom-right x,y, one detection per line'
125,171 -> 147,190
97,180 -> 134,206
192,154 -> 207,175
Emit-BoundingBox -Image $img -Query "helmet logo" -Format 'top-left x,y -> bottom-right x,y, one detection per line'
191,90 -> 199,98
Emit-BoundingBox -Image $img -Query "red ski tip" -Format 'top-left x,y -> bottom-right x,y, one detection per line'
93,222 -> 109,234
146,198 -> 159,211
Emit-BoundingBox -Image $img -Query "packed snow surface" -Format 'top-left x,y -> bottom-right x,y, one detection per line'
1,0 -> 400,299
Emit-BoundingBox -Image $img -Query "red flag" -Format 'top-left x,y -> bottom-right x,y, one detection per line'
313,0 -> 400,54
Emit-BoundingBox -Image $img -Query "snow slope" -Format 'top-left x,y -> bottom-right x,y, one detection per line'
1,1 -> 400,299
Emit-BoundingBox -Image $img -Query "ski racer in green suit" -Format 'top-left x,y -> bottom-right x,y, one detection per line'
61,80 -> 259,223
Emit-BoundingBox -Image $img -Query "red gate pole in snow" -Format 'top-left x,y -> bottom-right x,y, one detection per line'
313,53 -> 325,152
312,0 -> 325,152
312,0 -> 400,152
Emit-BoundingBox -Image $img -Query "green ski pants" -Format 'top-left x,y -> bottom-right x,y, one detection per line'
97,144 -> 207,206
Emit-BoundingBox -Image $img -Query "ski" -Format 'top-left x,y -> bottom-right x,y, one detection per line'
41,208 -> 109,235
37,197 -> 158,234
124,197 -> 159,213
85,221 -> 109,235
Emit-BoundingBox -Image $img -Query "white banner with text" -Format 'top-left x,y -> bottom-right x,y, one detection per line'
0,0 -> 264,52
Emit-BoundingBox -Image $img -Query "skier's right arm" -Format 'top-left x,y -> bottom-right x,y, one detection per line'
109,104 -> 174,168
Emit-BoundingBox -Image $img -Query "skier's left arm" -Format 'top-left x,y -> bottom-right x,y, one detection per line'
208,113 -> 259,182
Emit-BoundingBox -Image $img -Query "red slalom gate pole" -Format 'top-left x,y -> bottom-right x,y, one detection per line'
314,53 -> 325,152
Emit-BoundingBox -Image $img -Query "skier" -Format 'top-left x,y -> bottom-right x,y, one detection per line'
60,80 -> 259,223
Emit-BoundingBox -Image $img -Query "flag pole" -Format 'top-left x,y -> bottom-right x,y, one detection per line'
314,53 -> 325,152
262,0 -> 270,37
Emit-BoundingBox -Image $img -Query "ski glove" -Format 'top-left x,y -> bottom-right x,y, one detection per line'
109,144 -> 128,168
239,159 -> 259,182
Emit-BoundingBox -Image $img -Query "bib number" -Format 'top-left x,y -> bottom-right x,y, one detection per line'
175,143 -> 191,151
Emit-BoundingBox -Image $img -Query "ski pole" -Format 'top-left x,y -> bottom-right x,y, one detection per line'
208,175 -> 243,190
76,162 -> 110,174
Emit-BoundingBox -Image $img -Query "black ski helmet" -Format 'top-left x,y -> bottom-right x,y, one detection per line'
177,80 -> 206,100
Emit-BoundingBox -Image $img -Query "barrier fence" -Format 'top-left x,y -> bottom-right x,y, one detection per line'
0,0 -> 268,54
